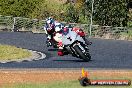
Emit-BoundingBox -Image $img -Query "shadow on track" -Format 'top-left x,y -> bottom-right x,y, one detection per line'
48,48 -> 59,51
53,59 -> 92,62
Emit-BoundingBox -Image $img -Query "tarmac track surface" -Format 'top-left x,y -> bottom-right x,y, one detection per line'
0,32 -> 132,69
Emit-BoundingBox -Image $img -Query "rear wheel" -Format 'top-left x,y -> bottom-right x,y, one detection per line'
73,44 -> 91,62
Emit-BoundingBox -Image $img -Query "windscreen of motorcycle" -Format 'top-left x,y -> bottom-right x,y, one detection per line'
62,29 -> 85,45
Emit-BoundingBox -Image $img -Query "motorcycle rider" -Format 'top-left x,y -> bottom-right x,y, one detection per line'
54,21 -> 64,56
44,17 -> 91,55
54,25 -> 91,56
44,17 -> 55,46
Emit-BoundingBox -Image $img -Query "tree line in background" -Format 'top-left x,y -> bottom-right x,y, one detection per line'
0,0 -> 131,27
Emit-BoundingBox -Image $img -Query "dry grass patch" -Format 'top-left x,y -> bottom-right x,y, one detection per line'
0,45 -> 31,61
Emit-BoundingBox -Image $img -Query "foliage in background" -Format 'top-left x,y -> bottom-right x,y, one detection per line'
128,8 -> 132,27
64,0 -> 88,23
64,3 -> 79,23
0,0 -> 40,18
85,0 -> 128,27
120,29 -> 132,40
0,0 -> 131,26
30,0 -> 63,20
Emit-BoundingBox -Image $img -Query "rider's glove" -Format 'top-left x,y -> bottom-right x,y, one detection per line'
57,42 -> 63,47
78,31 -> 85,37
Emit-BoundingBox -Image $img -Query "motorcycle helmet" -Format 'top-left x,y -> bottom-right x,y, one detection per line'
47,19 -> 52,24
55,22 -> 63,32
55,26 -> 61,32
55,22 -> 61,26
63,26 -> 68,31
63,26 -> 69,35
46,17 -> 54,24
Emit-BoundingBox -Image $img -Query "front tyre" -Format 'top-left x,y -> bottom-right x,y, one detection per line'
73,44 -> 91,62
46,40 -> 52,47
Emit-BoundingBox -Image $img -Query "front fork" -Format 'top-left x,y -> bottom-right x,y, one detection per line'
82,37 -> 91,45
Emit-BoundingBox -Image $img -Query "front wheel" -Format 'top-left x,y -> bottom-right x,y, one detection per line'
46,40 -> 52,47
73,44 -> 91,62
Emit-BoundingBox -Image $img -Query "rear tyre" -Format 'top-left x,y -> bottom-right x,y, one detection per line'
73,45 -> 91,62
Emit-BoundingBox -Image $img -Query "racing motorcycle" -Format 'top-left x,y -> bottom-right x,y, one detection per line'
61,29 -> 91,62
44,25 -> 91,62
44,24 -> 58,48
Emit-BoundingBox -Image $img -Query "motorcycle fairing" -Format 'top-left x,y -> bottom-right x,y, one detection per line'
62,29 -> 85,45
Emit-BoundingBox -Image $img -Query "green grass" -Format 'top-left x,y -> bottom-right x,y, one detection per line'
0,45 -> 31,61
2,80 -> 131,88
2,77 -> 132,88
120,30 -> 132,40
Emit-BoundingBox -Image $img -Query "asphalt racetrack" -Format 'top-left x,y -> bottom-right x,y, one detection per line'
0,32 -> 132,69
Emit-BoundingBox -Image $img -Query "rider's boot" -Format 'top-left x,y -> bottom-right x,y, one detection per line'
58,49 -> 64,56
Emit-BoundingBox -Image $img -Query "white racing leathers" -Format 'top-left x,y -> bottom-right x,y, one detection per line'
53,32 -> 63,49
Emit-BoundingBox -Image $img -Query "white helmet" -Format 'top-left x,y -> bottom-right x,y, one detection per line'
55,26 -> 61,32
47,20 -> 51,24
55,21 -> 61,26
46,17 -> 54,24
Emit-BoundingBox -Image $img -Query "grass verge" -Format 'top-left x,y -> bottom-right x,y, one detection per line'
3,79 -> 131,88
120,30 -> 132,40
1,70 -> 132,88
0,45 -> 31,61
